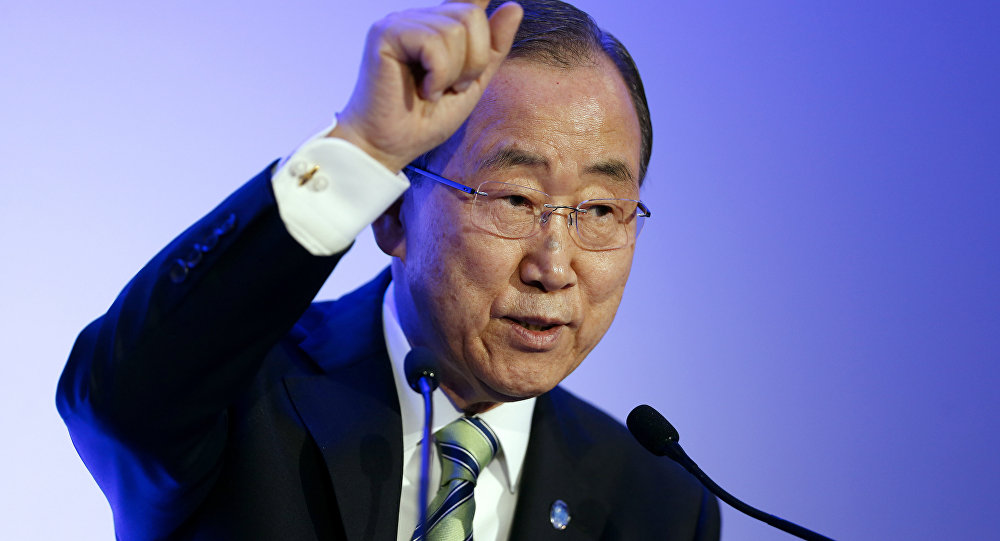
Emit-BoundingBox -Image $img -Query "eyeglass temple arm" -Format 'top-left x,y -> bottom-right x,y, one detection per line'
403,165 -> 487,196
555,200 -> 652,219
406,165 -> 651,220
637,200 -> 651,218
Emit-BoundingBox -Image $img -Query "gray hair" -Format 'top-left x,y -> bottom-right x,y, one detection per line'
413,0 -> 652,185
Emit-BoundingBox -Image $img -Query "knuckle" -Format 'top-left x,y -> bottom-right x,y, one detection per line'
440,18 -> 466,41
422,35 -> 451,70
442,3 -> 485,27
368,17 -> 390,38
465,56 -> 489,75
377,10 -> 407,29
369,11 -> 410,40
452,4 -> 479,22
425,30 -> 449,53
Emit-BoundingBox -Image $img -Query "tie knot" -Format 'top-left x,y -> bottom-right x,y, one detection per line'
435,416 -> 499,485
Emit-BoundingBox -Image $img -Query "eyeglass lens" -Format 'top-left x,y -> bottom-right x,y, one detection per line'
471,181 -> 643,250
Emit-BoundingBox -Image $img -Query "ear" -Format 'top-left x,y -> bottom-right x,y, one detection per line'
372,196 -> 406,260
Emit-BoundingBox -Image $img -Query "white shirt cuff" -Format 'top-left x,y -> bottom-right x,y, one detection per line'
272,128 -> 410,256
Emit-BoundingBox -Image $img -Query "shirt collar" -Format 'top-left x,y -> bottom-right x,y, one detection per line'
382,280 -> 535,493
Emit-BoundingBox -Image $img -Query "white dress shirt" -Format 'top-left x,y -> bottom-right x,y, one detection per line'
272,124 -> 537,540
383,281 -> 535,541
271,121 -> 410,255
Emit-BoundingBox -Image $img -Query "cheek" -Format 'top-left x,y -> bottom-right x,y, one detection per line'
579,248 -> 634,306
455,232 -> 515,283
452,239 -> 523,343
573,249 -> 635,353
411,214 -> 519,331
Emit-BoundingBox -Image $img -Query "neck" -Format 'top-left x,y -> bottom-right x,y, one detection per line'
440,383 -> 501,415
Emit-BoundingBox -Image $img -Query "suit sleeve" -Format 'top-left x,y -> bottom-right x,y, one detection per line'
56,164 -> 346,539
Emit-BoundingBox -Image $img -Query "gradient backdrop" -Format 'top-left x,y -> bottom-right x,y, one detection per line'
2,1 -> 997,539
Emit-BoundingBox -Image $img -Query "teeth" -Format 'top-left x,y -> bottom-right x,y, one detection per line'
516,320 -> 553,331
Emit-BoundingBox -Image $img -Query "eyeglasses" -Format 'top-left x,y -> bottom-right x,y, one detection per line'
404,165 -> 651,251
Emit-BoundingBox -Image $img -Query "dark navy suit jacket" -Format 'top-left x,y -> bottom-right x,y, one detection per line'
57,164 -> 720,540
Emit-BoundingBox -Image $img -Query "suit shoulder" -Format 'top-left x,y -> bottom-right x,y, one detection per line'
543,386 -> 652,460
529,387 -> 720,539
544,386 -> 711,500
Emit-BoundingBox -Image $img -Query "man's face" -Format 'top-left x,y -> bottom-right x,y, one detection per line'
391,56 -> 643,411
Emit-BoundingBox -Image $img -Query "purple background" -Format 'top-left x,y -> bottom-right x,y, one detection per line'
2,1 -> 997,539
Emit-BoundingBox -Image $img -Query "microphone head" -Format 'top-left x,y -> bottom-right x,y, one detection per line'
627,404 -> 681,457
404,347 -> 440,393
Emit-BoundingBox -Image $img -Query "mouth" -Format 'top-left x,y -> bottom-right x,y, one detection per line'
501,315 -> 567,351
504,317 -> 562,332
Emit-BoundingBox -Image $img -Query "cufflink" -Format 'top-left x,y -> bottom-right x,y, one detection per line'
308,173 -> 328,192
291,162 -> 319,186
288,160 -> 308,177
288,160 -> 326,190
550,500 -> 570,530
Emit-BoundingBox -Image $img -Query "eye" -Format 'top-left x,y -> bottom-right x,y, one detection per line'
500,194 -> 533,208
586,204 -> 617,218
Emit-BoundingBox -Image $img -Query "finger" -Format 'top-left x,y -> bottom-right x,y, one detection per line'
410,14 -> 470,99
434,4 -> 491,90
387,19 -> 457,101
442,0 -> 490,8
487,1 -> 523,57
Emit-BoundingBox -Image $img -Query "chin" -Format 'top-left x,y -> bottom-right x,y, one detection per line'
484,372 -> 563,402
461,348 -> 578,405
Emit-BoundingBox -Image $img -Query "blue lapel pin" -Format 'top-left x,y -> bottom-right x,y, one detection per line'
550,499 -> 571,530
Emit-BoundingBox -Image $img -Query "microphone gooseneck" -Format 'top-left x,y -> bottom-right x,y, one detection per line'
404,347 -> 441,541
627,405 -> 836,541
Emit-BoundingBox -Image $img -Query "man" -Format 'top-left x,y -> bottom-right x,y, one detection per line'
57,0 -> 720,539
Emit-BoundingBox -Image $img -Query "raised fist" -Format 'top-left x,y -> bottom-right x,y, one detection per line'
331,0 -> 524,172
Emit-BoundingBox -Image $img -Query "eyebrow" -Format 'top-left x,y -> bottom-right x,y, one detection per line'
478,146 -> 549,172
585,160 -> 636,185
477,145 -> 636,185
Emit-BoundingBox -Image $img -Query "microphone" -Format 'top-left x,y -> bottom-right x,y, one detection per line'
404,346 -> 440,393
404,347 -> 440,540
627,405 -> 836,541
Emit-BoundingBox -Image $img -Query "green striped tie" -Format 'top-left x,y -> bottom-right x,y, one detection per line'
413,416 -> 500,541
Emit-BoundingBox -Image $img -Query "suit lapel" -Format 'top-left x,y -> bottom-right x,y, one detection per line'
279,269 -> 614,540
284,269 -> 403,541
510,388 -> 611,540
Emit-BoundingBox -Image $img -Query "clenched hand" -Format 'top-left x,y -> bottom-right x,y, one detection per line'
330,0 -> 524,172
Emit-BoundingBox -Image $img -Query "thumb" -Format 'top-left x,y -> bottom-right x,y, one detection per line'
488,2 -> 524,56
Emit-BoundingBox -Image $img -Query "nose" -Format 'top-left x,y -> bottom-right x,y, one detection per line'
540,205 -> 578,227
518,210 -> 578,292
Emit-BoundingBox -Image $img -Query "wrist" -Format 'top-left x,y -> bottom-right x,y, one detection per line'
327,124 -> 408,173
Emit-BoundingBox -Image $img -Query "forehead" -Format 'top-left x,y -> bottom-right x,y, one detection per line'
440,57 -> 643,196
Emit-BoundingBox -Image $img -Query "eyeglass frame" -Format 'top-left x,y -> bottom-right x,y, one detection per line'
403,165 -> 651,250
